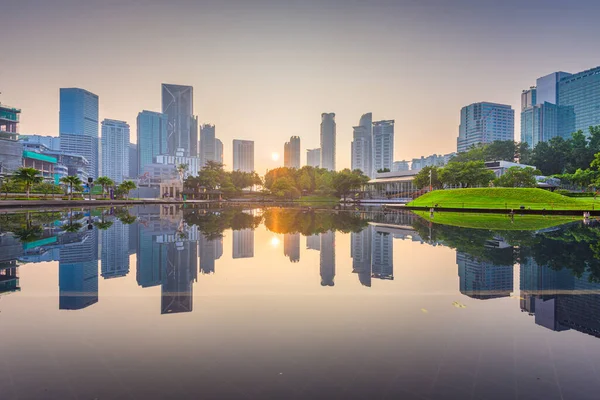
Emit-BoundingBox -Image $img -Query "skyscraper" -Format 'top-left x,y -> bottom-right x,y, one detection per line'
161,84 -> 197,157
200,124 -> 219,167
215,138 -> 223,164
520,72 -> 575,148
558,66 -> 600,135
320,231 -> 335,286
351,112 -> 372,176
137,110 -> 168,174
101,119 -> 130,184
233,228 -> 254,258
283,233 -> 300,262
372,120 -> 395,175
284,136 -> 301,168
320,113 -> 336,171
232,140 -> 254,172
306,148 -> 321,168
129,143 -> 138,179
59,88 -> 99,177
457,102 -> 514,153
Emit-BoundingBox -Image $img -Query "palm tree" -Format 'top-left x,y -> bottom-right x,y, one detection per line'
118,180 -> 137,200
60,175 -> 83,200
12,167 -> 43,199
93,210 -> 113,230
95,176 -> 114,198
177,163 -> 189,182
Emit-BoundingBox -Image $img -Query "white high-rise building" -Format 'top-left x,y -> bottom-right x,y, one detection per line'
372,120 -> 394,175
320,113 -> 336,171
307,148 -> 321,168
200,124 -> 223,167
457,102 -> 514,152
351,113 -> 372,176
101,119 -> 130,183
232,139 -> 254,172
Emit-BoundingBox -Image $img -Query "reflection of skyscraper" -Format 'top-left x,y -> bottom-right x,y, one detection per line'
306,234 -> 321,251
136,218 -> 168,288
128,221 -> 139,255
0,235 -> 22,295
58,231 -> 99,310
161,241 -> 198,314
320,231 -> 335,286
233,229 -> 254,259
199,235 -> 223,274
283,233 -> 300,262
457,252 -> 513,300
372,229 -> 393,280
101,219 -> 130,279
351,226 -> 372,286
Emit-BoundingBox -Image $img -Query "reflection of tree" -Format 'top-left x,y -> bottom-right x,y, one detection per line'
114,208 -> 137,225
12,224 -> 44,243
183,208 -> 262,240
263,208 -> 368,236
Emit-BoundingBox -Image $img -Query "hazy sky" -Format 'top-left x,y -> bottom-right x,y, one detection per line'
2,0 -> 600,173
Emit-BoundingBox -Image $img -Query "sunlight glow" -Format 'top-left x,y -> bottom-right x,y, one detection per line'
271,152 -> 280,161
270,236 -> 281,247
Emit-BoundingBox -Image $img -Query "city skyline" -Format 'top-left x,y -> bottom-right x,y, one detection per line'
5,1 -> 600,173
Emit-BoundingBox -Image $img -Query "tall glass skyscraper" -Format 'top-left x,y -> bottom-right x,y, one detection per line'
351,112 -> 372,177
457,102 -> 514,153
101,119 -> 130,183
200,124 -> 223,167
137,110 -> 168,174
558,66 -> 600,134
161,84 -> 197,157
59,88 -> 99,177
372,120 -> 395,175
284,136 -> 301,168
320,113 -> 336,171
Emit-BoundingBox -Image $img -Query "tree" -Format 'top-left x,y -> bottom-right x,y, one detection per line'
12,167 -> 43,199
1,178 -> 16,199
60,175 -> 83,200
118,180 -> 137,200
412,166 -> 442,190
37,182 -> 58,198
95,176 -> 114,198
494,167 -> 539,188
377,168 -> 390,173
177,163 -> 189,182
439,161 -> 496,188
331,169 -> 369,201
271,177 -> 298,199
484,140 -> 517,162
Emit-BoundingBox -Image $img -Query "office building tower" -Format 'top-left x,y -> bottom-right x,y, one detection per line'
320,231 -> 335,286
411,152 -> 456,170
199,235 -> 223,274
215,138 -> 223,164
19,134 -> 61,151
161,84 -> 197,157
558,66 -> 600,135
59,88 -> 99,177
0,103 -> 23,177
320,113 -> 336,171
101,119 -> 130,184
232,140 -> 254,172
351,113 -> 372,176
100,219 -> 130,279
351,227 -> 372,287
129,143 -> 138,179
137,110 -> 168,174
457,252 -> 513,300
372,229 -> 393,280
372,120 -> 395,175
457,102 -> 514,153
306,234 -> 321,251
200,124 -> 221,167
520,72 -> 576,148
284,136 -> 301,168
392,160 -> 410,172
283,233 -> 300,262
307,148 -> 321,168
233,228 -> 254,259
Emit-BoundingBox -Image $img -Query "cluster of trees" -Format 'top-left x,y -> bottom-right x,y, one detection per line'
184,161 -> 262,198
264,166 -> 369,200
555,152 -> 600,190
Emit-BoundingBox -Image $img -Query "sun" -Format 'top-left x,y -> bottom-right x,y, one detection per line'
270,236 -> 281,247
271,152 -> 280,161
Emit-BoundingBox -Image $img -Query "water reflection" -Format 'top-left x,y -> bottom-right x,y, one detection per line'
2,205 -> 600,341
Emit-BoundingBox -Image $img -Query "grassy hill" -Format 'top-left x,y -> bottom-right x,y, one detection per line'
408,188 -> 598,210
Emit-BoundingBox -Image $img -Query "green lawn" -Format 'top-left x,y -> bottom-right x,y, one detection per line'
413,211 -> 578,231
408,188 -> 599,210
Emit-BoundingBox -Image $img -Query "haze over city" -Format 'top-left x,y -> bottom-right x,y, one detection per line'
2,0 -> 600,172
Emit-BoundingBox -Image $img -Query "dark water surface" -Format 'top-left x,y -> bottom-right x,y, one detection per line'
1,205 -> 600,399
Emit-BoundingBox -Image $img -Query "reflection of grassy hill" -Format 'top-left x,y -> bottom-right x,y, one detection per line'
408,188 -> 599,210
414,211 -> 577,231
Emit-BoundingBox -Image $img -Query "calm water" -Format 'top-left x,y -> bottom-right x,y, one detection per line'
1,205 -> 600,400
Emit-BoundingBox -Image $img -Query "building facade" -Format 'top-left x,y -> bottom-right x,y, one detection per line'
457,102 -> 514,153
155,149 -> 199,178
129,143 -> 138,179
199,124 -> 219,167
215,139 -> 223,165
232,139 -> 254,172
161,84 -> 197,157
320,113 -> 336,171
0,103 -> 23,177
351,112 -> 372,177
59,88 -> 99,177
372,120 -> 395,174
307,148 -> 321,168
137,110 -> 168,175
233,229 -> 254,259
284,136 -> 301,169
101,119 -> 130,183
411,152 -> 456,170
392,161 -> 410,172
557,66 -> 600,135
20,134 -> 61,151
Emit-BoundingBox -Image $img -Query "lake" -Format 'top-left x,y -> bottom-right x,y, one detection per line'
1,205 -> 599,399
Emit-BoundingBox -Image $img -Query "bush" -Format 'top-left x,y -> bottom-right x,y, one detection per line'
562,192 -> 596,198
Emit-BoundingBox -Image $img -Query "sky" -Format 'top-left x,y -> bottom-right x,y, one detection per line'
2,0 -> 600,173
